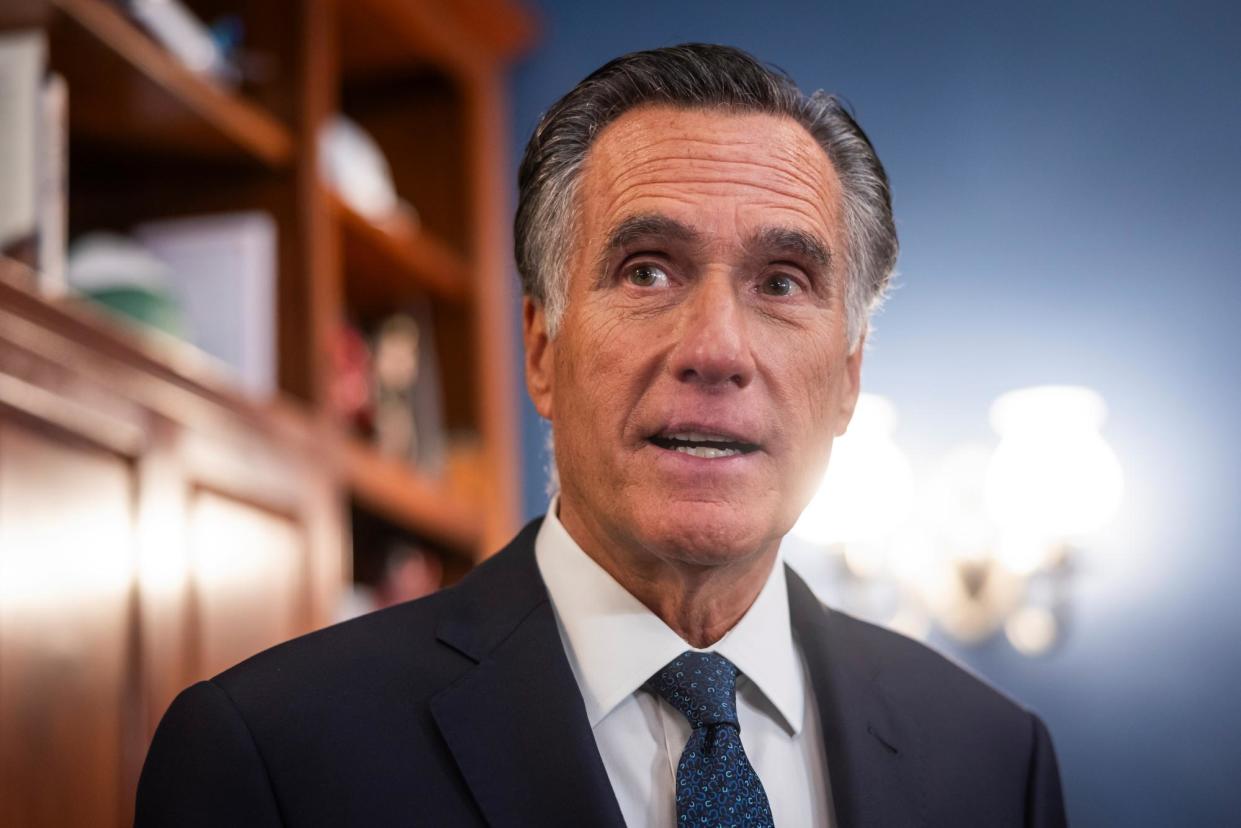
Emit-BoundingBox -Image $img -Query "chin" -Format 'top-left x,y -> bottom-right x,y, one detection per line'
638,501 -> 778,568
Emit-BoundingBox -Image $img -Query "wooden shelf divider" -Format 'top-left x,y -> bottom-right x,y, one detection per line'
341,436 -> 481,554
49,0 -> 293,165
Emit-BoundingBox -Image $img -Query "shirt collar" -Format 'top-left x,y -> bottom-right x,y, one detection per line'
534,497 -> 805,735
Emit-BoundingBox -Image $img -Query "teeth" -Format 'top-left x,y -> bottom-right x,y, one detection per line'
674,445 -> 739,459
668,431 -> 733,443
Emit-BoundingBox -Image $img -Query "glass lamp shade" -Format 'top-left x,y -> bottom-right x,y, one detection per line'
984,385 -> 1124,539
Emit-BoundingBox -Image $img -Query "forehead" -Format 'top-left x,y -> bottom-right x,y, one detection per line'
576,105 -> 843,253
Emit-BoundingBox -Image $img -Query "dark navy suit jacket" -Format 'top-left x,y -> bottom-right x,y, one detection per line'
135,518 -> 1068,826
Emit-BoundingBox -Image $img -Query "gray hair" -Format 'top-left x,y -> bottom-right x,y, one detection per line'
514,43 -> 898,347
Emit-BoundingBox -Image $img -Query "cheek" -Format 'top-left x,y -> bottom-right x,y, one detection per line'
769,334 -> 846,473
768,325 -> 842,416
780,384 -> 839,516
552,307 -> 644,440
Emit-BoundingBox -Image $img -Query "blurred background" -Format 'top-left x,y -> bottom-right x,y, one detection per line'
1,0 -> 1237,825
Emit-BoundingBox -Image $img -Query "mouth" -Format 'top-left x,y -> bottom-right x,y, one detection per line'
647,428 -> 761,459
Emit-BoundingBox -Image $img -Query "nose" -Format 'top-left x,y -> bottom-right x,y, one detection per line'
667,272 -> 755,390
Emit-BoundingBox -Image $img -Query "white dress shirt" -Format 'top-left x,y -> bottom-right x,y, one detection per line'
534,500 -> 834,827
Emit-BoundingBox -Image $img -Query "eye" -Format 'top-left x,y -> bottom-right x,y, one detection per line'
626,263 -> 669,288
760,273 -> 801,297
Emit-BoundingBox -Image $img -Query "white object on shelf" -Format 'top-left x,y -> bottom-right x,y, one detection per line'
68,232 -> 173,291
318,115 -> 401,221
134,212 -> 278,398
0,30 -> 44,253
126,0 -> 237,84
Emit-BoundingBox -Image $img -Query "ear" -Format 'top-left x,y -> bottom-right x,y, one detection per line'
834,326 -> 866,437
523,297 -> 555,420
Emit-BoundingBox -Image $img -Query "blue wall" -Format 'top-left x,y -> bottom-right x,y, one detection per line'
507,2 -> 1241,823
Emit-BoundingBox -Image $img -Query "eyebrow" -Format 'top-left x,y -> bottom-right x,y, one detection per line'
747,226 -> 832,270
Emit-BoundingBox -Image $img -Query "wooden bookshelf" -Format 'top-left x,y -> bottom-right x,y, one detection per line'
0,2 -> 533,825
3,0 -> 534,587
46,0 -> 293,165
3,0 -> 530,551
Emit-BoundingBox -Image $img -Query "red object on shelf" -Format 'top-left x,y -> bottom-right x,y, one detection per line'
329,320 -> 373,434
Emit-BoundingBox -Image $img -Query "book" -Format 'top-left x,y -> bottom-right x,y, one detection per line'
407,301 -> 446,477
133,212 -> 278,397
36,72 -> 68,295
0,30 -> 44,269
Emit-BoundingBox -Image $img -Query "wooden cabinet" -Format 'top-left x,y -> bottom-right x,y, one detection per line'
0,419 -> 135,827
0,0 -> 533,824
0,271 -> 343,826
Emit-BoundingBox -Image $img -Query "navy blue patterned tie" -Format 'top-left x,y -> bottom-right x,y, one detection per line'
643,651 -> 775,827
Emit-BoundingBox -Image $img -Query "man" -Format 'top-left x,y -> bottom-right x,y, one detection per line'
136,44 -> 1067,827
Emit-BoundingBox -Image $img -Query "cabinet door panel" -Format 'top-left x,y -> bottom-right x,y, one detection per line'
0,421 -> 135,828
188,489 -> 306,680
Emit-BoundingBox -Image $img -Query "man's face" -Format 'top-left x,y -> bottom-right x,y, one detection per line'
525,105 -> 863,569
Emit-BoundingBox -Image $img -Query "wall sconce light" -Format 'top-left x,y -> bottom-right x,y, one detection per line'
792,386 -> 1123,656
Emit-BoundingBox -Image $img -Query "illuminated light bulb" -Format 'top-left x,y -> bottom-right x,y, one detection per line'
984,386 -> 1123,539
996,532 -> 1055,576
1005,606 -> 1059,656
920,444 -> 997,562
792,394 -> 915,546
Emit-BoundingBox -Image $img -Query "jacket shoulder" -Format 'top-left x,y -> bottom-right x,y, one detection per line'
212,587 -> 465,705
829,608 -> 1033,724
818,604 -> 1049,798
211,518 -> 547,709
139,525 -> 548,826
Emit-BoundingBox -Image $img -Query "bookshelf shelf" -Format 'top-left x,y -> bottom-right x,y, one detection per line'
48,0 -> 293,166
334,194 -> 472,312
341,436 -> 481,553
339,0 -> 536,79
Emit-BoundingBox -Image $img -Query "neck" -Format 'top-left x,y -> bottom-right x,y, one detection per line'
556,502 -> 778,649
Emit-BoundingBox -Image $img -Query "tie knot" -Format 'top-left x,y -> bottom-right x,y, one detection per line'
643,651 -> 740,729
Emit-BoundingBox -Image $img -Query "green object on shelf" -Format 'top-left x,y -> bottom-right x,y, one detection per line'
83,285 -> 186,337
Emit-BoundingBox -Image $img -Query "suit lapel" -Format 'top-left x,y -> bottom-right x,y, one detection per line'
787,566 -> 927,828
430,521 -> 626,828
